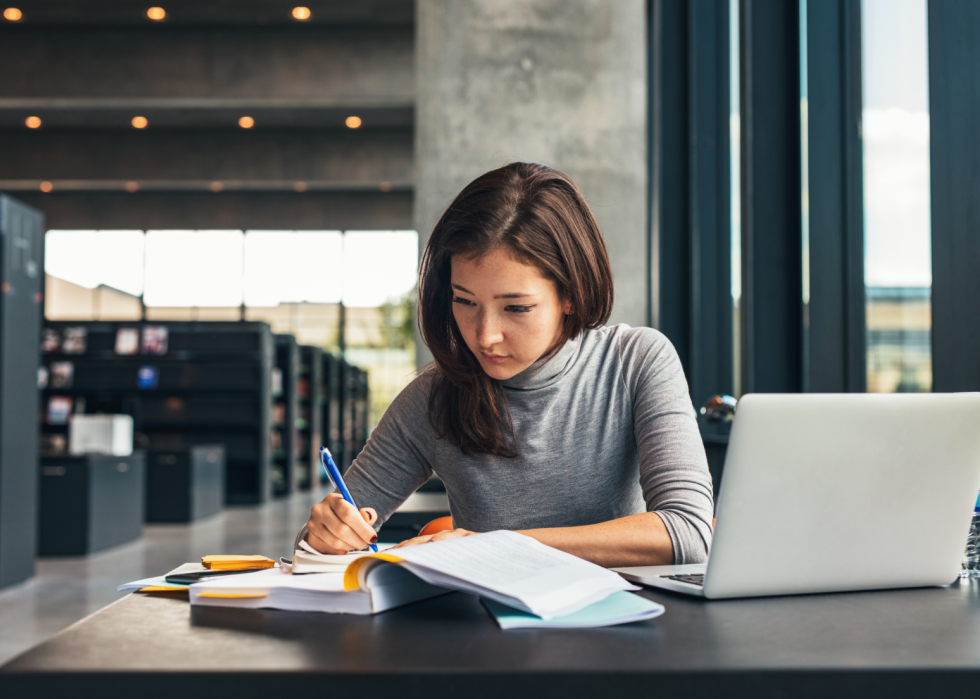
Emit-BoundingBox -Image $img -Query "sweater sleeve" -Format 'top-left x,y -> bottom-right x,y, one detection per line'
617,327 -> 714,564
293,370 -> 436,550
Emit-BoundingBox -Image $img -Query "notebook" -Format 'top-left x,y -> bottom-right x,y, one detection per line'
191,530 -> 639,619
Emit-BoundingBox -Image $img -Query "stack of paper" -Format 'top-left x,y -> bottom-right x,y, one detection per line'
191,566 -> 446,614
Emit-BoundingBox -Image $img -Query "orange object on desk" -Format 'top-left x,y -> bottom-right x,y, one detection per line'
201,555 -> 275,571
418,516 -> 454,537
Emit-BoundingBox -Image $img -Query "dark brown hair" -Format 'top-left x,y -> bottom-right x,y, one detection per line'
418,162 -> 614,457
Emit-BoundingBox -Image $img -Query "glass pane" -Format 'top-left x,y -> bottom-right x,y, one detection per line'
143,230 -> 244,307
862,0 -> 932,393
730,0 -> 742,397
44,230 -> 145,296
244,231 -> 343,306
341,231 -> 419,308
44,230 -> 145,320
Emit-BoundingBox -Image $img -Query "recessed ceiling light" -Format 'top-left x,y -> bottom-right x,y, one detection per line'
25,116 -> 41,129
292,7 -> 311,21
238,116 -> 255,129
146,7 -> 166,21
132,116 -> 148,129
3,7 -> 22,21
345,116 -> 362,129
39,181 -> 53,193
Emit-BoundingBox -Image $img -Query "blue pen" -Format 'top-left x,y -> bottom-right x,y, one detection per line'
320,447 -> 378,552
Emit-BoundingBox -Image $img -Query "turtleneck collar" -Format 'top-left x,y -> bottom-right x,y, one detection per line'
501,332 -> 582,391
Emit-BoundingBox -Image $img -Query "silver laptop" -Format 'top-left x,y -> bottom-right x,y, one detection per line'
614,393 -> 980,599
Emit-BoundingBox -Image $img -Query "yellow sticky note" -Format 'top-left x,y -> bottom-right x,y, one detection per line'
196,592 -> 270,599
201,555 -> 275,570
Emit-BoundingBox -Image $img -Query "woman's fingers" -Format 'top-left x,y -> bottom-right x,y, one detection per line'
390,528 -> 474,549
307,494 -> 377,553
430,528 -> 474,542
327,497 -> 376,549
306,527 -> 349,554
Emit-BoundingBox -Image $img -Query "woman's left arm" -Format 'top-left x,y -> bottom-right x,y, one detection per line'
392,513 -> 674,567
517,512 -> 674,567
523,330 -> 714,568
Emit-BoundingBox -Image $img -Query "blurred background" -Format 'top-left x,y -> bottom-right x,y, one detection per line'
2,0 -> 979,664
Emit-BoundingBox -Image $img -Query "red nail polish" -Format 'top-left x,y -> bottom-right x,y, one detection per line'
370,535 -> 378,544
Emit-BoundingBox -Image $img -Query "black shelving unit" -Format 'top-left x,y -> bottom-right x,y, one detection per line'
318,352 -> 369,476
356,367 -> 370,458
321,353 -> 344,478
38,451 -> 145,555
272,334 -> 299,496
297,345 -> 322,490
340,360 -> 370,472
145,444 -> 225,523
0,194 -> 43,589
39,321 -> 273,504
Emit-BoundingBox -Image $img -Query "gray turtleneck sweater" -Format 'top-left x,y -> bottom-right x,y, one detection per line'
300,324 -> 715,564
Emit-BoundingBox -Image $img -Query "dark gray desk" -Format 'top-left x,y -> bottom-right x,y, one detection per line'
3,581 -> 980,698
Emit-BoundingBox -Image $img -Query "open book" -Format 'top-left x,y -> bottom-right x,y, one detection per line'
191,531 -> 639,620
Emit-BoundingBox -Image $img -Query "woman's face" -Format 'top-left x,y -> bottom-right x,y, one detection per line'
450,248 -> 572,381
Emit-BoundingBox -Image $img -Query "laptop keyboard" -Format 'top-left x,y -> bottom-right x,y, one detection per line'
662,573 -> 704,587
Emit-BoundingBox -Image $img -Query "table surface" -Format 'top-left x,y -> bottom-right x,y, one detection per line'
4,579 -> 980,697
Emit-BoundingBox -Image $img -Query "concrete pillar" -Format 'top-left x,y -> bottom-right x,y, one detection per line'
415,0 -> 648,367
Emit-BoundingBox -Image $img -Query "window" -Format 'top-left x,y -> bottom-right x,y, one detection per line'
861,0 -> 932,392
144,230 -> 244,308
44,229 -> 420,427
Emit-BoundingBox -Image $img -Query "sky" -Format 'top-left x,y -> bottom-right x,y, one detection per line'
861,0 -> 931,287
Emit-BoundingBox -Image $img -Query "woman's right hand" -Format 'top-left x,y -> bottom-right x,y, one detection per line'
305,493 -> 379,554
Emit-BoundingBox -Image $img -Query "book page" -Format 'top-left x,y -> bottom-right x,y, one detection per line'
388,531 -> 636,619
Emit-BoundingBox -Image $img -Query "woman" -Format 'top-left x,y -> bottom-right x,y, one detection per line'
299,162 -> 713,567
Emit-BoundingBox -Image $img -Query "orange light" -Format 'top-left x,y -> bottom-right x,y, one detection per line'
39,181 -> 53,193
294,181 -> 308,193
292,7 -> 311,20
238,116 -> 254,129
379,181 -> 392,192
209,181 -> 223,192
146,7 -> 166,21
345,116 -> 362,129
132,116 -> 148,129
25,116 -> 41,129
125,181 -> 139,192
3,7 -> 22,21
